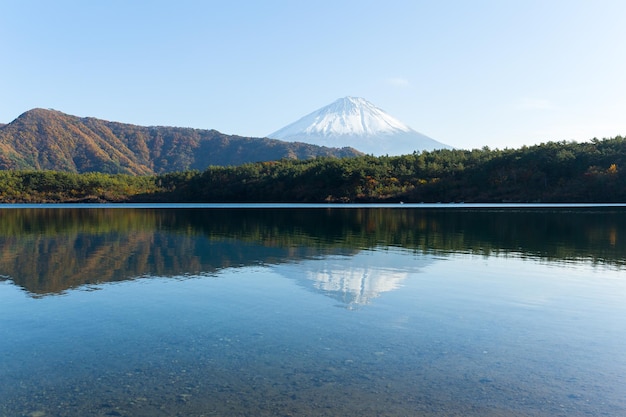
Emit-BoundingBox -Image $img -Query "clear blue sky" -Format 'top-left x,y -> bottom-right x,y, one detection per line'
2,0 -> 625,150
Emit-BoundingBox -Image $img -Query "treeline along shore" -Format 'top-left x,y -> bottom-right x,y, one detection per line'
1,137 -> 625,203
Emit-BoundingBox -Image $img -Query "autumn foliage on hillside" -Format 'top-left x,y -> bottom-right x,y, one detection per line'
0,109 -> 361,174
0,137 -> 624,203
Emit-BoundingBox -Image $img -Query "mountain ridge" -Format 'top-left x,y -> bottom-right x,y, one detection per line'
0,108 -> 362,174
268,97 -> 452,155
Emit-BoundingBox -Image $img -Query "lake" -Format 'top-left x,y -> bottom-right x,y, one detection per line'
0,204 -> 625,417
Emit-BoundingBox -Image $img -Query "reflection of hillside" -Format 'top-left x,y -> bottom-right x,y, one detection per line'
0,232 -> 341,297
0,208 -> 359,295
0,207 -> 624,296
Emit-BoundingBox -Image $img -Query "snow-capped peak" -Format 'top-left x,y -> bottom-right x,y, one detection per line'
268,97 -> 451,156
271,97 -> 412,138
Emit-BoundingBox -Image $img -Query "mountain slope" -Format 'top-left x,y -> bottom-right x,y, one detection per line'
268,97 -> 451,155
0,109 -> 362,175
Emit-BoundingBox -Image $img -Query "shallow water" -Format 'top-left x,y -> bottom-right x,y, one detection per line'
0,206 -> 625,416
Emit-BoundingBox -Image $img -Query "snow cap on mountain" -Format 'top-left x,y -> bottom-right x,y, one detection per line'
268,97 -> 451,156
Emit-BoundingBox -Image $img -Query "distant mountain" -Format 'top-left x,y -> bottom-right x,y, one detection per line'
0,109 -> 362,175
268,97 -> 451,156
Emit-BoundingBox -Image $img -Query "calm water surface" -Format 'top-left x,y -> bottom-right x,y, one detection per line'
0,205 -> 625,417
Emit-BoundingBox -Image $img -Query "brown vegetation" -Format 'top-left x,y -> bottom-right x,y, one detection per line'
0,108 -> 361,174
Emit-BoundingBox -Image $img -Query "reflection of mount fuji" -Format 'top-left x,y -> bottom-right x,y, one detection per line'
276,251 -> 433,308
0,206 -> 624,297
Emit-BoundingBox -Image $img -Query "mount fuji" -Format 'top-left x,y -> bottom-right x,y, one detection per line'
268,97 -> 451,156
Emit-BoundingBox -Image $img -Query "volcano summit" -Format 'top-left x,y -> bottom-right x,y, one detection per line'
268,97 -> 451,156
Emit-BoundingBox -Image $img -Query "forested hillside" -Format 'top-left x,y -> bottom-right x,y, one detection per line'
0,137 -> 624,203
0,109 -> 361,174
151,137 -> 626,203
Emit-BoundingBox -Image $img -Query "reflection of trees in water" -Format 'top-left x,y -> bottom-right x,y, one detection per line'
0,207 -> 624,296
